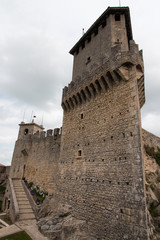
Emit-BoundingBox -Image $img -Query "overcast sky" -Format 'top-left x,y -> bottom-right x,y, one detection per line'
0,0 -> 160,165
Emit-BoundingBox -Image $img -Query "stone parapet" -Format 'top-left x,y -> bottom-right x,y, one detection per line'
62,41 -> 145,111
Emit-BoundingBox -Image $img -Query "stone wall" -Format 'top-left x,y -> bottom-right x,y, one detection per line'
10,129 -> 61,194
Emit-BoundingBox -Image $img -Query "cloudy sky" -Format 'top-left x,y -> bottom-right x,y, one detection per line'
0,0 -> 160,165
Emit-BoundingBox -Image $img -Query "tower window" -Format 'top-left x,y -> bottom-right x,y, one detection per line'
115,14 -> 121,21
78,150 -> 82,156
24,129 -> 29,135
76,48 -> 79,55
94,29 -> 98,36
81,113 -> 84,119
87,36 -> 91,43
82,42 -> 85,49
102,20 -> 106,28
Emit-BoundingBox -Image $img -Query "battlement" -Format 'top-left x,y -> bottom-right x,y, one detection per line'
18,127 -> 62,142
62,41 -> 145,111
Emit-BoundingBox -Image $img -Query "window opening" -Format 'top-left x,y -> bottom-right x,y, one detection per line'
82,42 -> 85,49
78,150 -> 82,156
81,113 -> 84,119
76,48 -> 79,55
24,128 -> 29,135
94,28 -> 98,36
102,20 -> 106,28
115,14 -> 121,21
87,36 -> 91,43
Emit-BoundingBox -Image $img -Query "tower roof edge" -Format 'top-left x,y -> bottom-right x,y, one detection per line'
69,7 -> 133,55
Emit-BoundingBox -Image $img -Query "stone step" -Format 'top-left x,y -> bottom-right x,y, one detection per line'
16,195 -> 27,198
17,198 -> 29,202
18,200 -> 30,205
16,192 -> 26,196
19,208 -> 34,214
19,204 -> 31,209
19,213 -> 35,220
14,188 -> 24,191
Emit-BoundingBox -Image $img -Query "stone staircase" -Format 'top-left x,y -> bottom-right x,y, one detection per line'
12,179 -> 36,221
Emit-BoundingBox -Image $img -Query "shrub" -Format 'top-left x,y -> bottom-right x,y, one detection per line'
144,144 -> 160,166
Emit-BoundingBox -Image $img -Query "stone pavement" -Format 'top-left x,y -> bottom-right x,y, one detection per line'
0,224 -> 21,238
0,220 -> 48,240
16,220 -> 48,240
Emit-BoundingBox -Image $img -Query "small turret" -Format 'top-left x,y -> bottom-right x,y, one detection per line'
18,121 -> 44,140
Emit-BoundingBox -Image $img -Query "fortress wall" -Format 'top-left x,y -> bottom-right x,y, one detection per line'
58,64 -> 148,239
10,129 -> 61,194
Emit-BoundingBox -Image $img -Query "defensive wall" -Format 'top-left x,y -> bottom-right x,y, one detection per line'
10,126 -> 61,194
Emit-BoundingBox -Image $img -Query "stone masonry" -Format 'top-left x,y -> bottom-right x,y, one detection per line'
8,6 -> 150,239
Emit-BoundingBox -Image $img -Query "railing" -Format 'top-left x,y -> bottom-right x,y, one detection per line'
21,180 -> 39,217
8,178 -> 19,222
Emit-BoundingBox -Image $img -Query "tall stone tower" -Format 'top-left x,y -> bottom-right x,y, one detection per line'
59,7 -> 148,239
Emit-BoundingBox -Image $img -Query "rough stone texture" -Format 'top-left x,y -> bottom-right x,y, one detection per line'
38,203 -> 94,240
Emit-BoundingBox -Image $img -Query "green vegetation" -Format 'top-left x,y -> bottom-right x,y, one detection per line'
0,231 -> 32,240
149,202 -> 159,218
24,180 -> 48,205
144,144 -> 160,166
0,184 -> 6,194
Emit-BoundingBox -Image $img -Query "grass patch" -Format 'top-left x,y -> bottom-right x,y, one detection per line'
0,231 -> 32,240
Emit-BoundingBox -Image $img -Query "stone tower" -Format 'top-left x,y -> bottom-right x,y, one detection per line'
59,7 -> 148,239
10,121 -> 44,179
18,121 -> 44,140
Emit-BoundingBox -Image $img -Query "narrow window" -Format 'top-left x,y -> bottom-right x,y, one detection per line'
24,129 -> 29,135
115,14 -> 121,21
102,20 -> 106,28
76,48 -> 79,55
81,113 -> 84,119
94,28 -> 98,36
78,150 -> 82,156
82,42 -> 85,49
87,36 -> 91,43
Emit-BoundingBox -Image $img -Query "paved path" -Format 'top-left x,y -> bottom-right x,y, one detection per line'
0,220 -> 48,240
0,224 -> 21,238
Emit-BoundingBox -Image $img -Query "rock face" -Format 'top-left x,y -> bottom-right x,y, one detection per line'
143,129 -> 160,239
37,203 -> 96,240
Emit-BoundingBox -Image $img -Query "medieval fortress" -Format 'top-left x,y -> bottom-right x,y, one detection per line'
4,6 -> 158,239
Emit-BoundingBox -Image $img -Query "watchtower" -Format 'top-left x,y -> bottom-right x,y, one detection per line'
18,120 -> 44,140
59,7 -> 148,239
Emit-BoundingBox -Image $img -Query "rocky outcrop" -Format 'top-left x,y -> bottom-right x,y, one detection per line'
142,129 -> 160,239
37,203 -> 96,240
